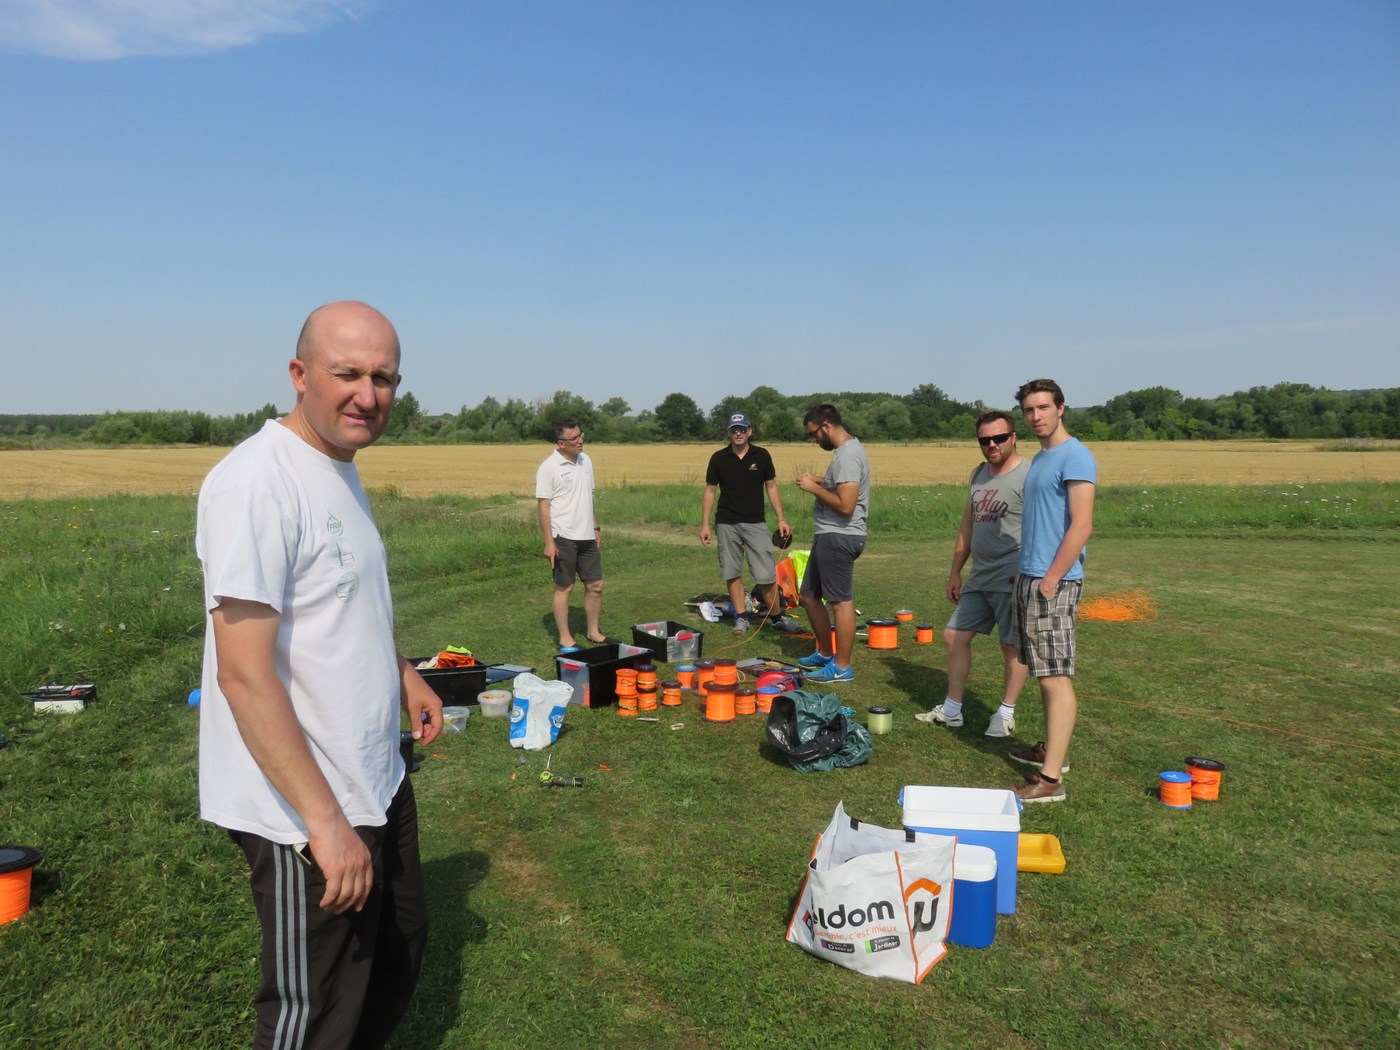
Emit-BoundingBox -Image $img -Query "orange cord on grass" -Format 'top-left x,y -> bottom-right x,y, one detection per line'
1099,694 -> 1400,758
1081,589 -> 1158,622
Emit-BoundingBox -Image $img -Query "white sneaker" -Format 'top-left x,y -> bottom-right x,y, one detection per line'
732,617 -> 750,635
914,703 -> 963,727
984,709 -> 1016,738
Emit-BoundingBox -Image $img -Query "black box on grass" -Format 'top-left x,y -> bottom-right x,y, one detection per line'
630,620 -> 703,663
555,643 -> 651,708
407,657 -> 489,707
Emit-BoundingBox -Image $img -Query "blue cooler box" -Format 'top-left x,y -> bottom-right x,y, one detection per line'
900,785 -> 1022,915
949,844 -> 998,949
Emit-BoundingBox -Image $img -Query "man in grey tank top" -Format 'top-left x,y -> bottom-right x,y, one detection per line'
916,410 -> 1029,736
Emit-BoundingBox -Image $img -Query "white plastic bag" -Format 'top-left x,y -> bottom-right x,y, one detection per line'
508,673 -> 573,750
786,801 -> 955,984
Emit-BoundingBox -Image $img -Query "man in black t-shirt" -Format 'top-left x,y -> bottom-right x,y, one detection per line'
699,413 -> 800,634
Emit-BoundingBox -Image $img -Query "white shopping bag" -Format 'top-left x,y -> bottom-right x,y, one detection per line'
786,801 -> 956,984
508,673 -> 573,750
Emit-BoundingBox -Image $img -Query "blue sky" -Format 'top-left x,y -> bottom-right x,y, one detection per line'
2,0 -> 1397,417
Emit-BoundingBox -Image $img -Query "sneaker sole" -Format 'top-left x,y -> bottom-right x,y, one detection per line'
913,713 -> 962,726
1008,753 -> 1070,774
983,724 -> 1014,738
1019,792 -> 1066,804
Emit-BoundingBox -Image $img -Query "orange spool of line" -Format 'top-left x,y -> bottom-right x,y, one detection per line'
617,689 -> 638,717
756,686 -> 778,713
1185,757 -> 1225,801
734,685 -> 757,716
661,681 -> 683,706
0,847 -> 42,924
637,687 -> 658,712
675,665 -> 696,689
636,664 -> 658,689
712,659 -> 738,686
1159,771 -> 1193,808
694,659 -> 716,694
895,609 -> 915,622
705,682 -> 736,722
915,624 -> 934,644
866,619 -> 898,649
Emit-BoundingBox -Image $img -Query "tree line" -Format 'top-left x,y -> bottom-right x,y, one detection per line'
2,382 -> 1396,448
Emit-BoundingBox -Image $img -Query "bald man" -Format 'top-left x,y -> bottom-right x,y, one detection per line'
196,301 -> 443,1049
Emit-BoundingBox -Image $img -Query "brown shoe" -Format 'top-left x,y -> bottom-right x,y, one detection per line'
1012,773 -> 1066,804
1007,741 -> 1070,774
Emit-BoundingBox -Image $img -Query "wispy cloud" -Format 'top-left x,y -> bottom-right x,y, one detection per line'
0,1 -> 371,60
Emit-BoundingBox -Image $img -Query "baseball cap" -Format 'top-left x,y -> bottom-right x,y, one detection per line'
727,413 -> 752,431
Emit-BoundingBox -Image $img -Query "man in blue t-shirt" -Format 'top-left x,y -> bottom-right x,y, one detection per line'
1006,379 -> 1097,804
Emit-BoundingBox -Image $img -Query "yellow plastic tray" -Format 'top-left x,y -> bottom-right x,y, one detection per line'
1017,833 -> 1066,874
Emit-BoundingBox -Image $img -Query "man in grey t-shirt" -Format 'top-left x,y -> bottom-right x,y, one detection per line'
795,403 -> 871,684
917,410 -> 1029,736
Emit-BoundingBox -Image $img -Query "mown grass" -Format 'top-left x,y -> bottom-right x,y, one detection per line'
1,486 -> 1397,1048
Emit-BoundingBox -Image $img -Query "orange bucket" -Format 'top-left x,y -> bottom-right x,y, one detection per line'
1185,757 -> 1225,801
866,619 -> 899,649
0,847 -> 42,924
915,623 -> 934,644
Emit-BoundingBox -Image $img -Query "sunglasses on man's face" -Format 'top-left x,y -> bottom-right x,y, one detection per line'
977,432 -> 1013,447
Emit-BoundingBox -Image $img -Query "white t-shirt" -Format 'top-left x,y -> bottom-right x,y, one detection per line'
196,420 -> 403,843
535,449 -> 596,540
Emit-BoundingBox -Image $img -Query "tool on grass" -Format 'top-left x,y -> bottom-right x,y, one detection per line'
539,751 -> 583,787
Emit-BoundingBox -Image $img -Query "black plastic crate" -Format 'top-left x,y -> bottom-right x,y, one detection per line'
406,657 -> 488,706
554,643 -> 651,708
630,621 -> 704,663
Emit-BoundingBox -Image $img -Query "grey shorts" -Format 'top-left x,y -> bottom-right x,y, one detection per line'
716,522 -> 776,584
946,588 -> 1017,646
553,537 -> 603,587
1012,575 -> 1082,677
799,532 -> 865,604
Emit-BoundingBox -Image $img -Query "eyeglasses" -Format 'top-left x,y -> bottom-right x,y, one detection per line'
560,432 -> 584,443
977,432 -> 1013,447
805,424 -> 827,441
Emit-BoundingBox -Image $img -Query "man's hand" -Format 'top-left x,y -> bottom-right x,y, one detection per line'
400,659 -> 443,747
947,572 -> 962,604
795,471 -> 820,494
307,819 -> 373,914
1038,575 -> 1061,600
543,536 -> 558,569
700,525 -> 712,546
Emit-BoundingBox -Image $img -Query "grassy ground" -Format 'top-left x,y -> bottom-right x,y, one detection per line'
1,485 -> 1397,1048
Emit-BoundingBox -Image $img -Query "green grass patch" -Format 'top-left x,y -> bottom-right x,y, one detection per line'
1,489 -> 1397,1048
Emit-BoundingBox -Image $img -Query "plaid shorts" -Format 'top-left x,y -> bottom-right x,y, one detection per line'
1012,575 -> 1082,678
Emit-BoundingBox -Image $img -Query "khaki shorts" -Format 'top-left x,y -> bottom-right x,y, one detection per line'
716,522 -> 776,584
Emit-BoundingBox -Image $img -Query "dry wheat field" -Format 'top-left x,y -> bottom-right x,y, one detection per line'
1,440 -> 1397,500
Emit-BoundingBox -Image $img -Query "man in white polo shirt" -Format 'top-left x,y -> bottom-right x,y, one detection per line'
536,418 -> 605,650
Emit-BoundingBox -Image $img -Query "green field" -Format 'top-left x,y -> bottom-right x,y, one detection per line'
1,483 -> 1397,1048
